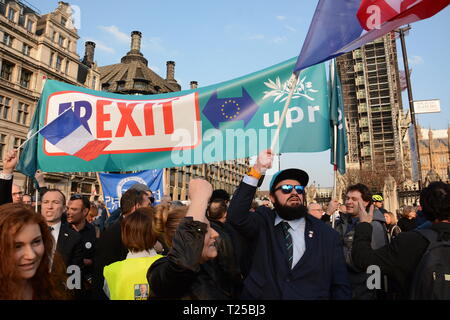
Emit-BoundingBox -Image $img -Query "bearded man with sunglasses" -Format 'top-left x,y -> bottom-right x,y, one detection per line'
227,149 -> 351,300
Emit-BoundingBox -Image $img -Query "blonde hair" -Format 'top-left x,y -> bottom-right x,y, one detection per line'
384,211 -> 398,225
402,206 -> 415,218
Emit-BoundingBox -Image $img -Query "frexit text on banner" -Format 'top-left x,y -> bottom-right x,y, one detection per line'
44,91 -> 201,155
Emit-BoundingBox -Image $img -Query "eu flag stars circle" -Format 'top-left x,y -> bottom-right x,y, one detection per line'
220,100 -> 241,120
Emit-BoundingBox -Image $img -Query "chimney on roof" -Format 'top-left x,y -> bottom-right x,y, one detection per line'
190,81 -> 198,89
121,31 -> 147,65
166,61 -> 176,82
131,31 -> 142,52
83,41 -> 96,67
58,1 -> 70,8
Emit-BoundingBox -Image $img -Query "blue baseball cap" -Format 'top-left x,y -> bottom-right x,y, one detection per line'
269,168 -> 309,193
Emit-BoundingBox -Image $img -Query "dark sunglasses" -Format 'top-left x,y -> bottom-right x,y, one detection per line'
70,194 -> 83,200
275,184 -> 305,194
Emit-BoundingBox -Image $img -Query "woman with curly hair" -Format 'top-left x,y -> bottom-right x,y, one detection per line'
0,203 -> 70,300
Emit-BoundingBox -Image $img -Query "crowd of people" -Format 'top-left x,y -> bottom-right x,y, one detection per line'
0,148 -> 449,300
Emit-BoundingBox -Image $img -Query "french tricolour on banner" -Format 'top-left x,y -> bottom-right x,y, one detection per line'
99,170 -> 163,212
39,108 -> 112,161
17,57 -> 331,175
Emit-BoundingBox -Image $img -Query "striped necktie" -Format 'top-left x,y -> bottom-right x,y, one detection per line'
281,221 -> 293,268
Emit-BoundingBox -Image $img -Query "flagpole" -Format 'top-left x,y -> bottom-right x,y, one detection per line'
332,125 -> 338,229
330,60 -> 338,229
278,153 -> 281,172
17,105 -> 75,150
399,26 -> 422,190
23,75 -> 47,153
270,72 -> 299,152
34,188 -> 39,213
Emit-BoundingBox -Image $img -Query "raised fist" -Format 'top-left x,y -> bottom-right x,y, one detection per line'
188,179 -> 213,203
254,149 -> 274,174
2,149 -> 18,174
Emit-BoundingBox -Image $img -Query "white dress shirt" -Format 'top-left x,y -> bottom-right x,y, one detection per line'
274,216 -> 306,268
50,221 -> 62,245
244,174 -> 307,268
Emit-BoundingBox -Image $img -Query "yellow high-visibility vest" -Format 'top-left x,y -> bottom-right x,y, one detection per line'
103,255 -> 163,300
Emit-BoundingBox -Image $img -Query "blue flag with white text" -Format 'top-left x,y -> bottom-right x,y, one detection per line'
98,170 -> 163,212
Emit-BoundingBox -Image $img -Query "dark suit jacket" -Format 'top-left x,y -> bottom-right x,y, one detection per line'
0,177 -> 13,205
56,223 -> 84,269
92,216 -> 128,300
227,181 -> 351,300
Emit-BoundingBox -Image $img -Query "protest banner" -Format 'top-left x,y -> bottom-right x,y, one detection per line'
18,58 -> 330,175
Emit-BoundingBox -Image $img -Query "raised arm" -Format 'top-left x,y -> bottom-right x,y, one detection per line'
227,149 -> 274,239
185,178 -> 212,223
0,149 -> 18,205
34,170 -> 49,197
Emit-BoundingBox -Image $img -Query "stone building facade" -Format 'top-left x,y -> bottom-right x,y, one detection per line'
418,127 -> 449,183
0,1 -> 100,198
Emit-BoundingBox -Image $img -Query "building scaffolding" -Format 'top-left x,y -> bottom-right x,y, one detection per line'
337,33 -> 404,175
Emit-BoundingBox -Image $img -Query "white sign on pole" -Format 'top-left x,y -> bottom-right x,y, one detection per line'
414,99 -> 441,114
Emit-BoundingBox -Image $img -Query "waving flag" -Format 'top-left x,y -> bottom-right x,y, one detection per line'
357,0 -> 449,31
295,0 -> 362,72
294,0 -> 449,72
16,101 -> 40,177
40,108 -> 112,161
99,170 -> 164,212
329,60 -> 348,174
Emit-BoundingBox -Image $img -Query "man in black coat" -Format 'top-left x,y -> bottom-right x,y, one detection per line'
67,194 -> 99,298
352,181 -> 450,299
41,189 -> 84,269
227,149 -> 351,300
91,185 -> 153,300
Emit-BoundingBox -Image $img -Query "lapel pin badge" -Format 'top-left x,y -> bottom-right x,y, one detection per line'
64,233 -> 69,237
308,231 -> 314,238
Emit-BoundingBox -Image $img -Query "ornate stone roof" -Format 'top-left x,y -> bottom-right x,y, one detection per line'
98,31 -> 181,95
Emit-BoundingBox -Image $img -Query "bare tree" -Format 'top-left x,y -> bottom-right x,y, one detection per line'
343,160 -> 407,194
